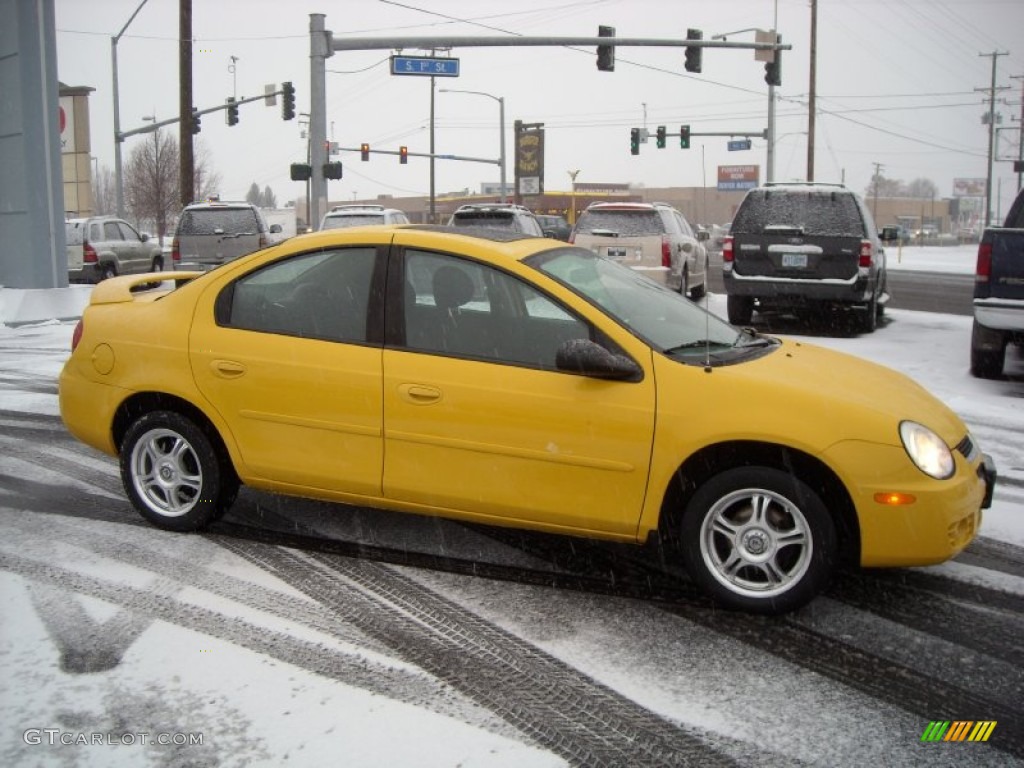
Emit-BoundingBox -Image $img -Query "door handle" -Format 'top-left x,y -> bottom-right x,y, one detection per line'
211,360 -> 246,378
398,383 -> 442,405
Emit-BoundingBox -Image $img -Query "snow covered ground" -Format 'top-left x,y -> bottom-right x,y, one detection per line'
1,244 -> 1021,767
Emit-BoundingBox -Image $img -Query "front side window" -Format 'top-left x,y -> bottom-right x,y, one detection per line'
223,247 -> 378,343
402,249 -> 589,369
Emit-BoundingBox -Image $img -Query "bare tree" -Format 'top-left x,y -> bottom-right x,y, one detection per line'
124,128 -> 180,242
905,178 -> 938,200
91,164 -> 117,215
124,132 -> 220,241
262,185 -> 277,209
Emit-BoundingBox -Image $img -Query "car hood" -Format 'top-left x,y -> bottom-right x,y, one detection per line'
657,337 -> 968,452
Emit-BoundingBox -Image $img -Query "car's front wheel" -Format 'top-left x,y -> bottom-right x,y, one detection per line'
678,467 -> 837,614
120,411 -> 238,531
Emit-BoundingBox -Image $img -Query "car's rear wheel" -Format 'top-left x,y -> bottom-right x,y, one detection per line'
970,320 -> 1005,379
100,263 -> 117,281
679,266 -> 689,298
151,256 -> 163,272
858,291 -> 878,333
678,466 -> 837,614
120,411 -> 238,531
727,295 -> 754,325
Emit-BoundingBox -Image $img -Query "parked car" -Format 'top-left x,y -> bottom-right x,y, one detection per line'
320,204 -> 409,230
970,186 -> 1024,378
535,214 -> 572,241
65,216 -> 164,283
723,182 -> 892,332
172,200 -> 280,272
447,203 -> 545,236
59,226 -> 994,615
571,201 -> 708,300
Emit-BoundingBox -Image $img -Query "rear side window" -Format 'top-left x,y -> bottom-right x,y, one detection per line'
65,222 -> 84,246
732,191 -> 865,237
575,210 -> 665,236
179,208 -> 260,236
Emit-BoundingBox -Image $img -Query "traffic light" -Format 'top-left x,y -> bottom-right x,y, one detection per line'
630,128 -> 640,156
322,162 -> 343,180
597,25 -> 615,72
226,98 -> 238,127
191,110 -> 201,134
684,28 -> 703,73
290,163 -> 312,181
281,81 -> 296,121
656,126 -> 666,149
764,34 -> 782,86
680,124 -> 691,149
399,145 -> 408,164
360,143 -> 370,161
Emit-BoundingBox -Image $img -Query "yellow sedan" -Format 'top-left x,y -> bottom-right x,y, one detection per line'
59,226 -> 996,614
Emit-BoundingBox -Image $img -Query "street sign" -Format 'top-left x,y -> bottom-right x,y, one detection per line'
727,139 -> 752,151
390,56 -> 460,77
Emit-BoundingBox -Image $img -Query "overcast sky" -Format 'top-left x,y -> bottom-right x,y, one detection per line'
54,0 -> 1024,217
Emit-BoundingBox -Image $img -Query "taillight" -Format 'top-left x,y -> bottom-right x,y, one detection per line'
171,236 -> 180,264
71,320 -> 83,352
83,241 -> 98,264
722,236 -> 734,262
975,242 -> 992,283
661,236 -> 672,268
858,240 -> 873,268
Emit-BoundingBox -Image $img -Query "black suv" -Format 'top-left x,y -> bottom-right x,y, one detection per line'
447,204 -> 545,237
723,182 -> 892,332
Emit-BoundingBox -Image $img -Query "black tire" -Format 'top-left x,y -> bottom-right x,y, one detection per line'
151,256 -> 164,273
970,320 -> 1005,379
679,266 -> 689,298
119,410 -> 238,531
689,261 -> 706,301
100,263 -> 117,281
678,466 -> 837,614
726,295 -> 754,325
858,291 -> 878,333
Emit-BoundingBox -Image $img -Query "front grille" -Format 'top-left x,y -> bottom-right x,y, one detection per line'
954,434 -> 975,460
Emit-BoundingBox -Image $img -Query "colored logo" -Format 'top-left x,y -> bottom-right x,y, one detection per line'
921,721 -> 997,742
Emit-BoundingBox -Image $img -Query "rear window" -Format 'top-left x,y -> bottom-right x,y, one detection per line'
178,208 -> 261,236
575,209 -> 665,236
322,214 -> 384,229
451,212 -> 518,231
65,221 -> 84,246
732,190 -> 865,237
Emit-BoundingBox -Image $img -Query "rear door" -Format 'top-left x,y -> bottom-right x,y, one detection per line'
65,221 -> 84,272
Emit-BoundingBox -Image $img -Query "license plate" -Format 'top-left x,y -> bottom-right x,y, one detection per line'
606,247 -> 627,259
781,253 -> 808,268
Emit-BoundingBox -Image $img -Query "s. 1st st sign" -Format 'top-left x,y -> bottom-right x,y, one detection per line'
390,56 -> 460,77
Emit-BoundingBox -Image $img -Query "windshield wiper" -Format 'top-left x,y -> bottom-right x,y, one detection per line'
662,339 -> 734,355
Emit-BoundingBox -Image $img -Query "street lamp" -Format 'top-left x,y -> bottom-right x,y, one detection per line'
567,169 -> 581,225
112,0 -> 152,218
439,88 -> 507,203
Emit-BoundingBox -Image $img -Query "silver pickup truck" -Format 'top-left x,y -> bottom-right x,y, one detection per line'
971,186 -> 1024,379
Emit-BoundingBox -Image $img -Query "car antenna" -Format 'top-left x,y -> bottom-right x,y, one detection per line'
704,292 -> 712,373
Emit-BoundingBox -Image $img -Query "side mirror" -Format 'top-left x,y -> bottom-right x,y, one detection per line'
270,224 -> 283,234
140,233 -> 150,242
555,339 -> 642,381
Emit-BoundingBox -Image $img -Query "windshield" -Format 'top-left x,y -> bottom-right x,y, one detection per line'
526,247 -> 752,358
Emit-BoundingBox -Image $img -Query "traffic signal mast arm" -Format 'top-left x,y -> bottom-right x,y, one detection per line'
348,146 -> 501,165
117,89 -> 290,141
330,34 -> 789,55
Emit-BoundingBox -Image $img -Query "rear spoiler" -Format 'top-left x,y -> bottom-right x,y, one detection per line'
90,271 -> 207,305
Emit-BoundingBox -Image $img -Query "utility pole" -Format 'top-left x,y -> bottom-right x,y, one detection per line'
1012,73 -> 1024,192
871,162 -> 883,221
977,51 -> 1008,226
806,0 -> 817,181
179,0 -> 194,208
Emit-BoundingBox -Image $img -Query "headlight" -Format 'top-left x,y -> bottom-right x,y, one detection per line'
899,421 -> 954,480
